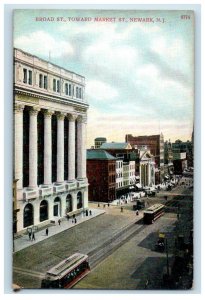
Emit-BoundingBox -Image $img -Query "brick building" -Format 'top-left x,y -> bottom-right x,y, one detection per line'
87,150 -> 116,203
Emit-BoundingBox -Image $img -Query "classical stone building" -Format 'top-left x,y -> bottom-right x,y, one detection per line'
14,48 -> 89,233
137,146 -> 155,187
125,133 -> 164,183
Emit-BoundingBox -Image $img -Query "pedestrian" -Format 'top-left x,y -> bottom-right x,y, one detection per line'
98,203 -> 100,207
32,232 -> 35,241
145,279 -> 149,289
58,219 -> 61,226
46,228 -> 48,236
136,210 -> 139,216
89,210 -> 92,216
74,218 -> 77,224
108,203 -> 110,207
28,231 -> 31,241
121,206 -> 123,213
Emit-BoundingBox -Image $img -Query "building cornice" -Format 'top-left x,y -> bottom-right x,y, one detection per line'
14,86 -> 89,111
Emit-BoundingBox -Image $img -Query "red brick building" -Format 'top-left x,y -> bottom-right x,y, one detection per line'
125,133 -> 164,183
87,150 -> 116,203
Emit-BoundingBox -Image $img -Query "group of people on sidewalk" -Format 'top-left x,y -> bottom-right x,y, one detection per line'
26,209 -> 96,242
28,232 -> 35,241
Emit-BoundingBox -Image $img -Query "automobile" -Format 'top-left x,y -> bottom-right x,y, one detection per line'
139,191 -> 145,197
155,238 -> 165,252
130,192 -> 141,200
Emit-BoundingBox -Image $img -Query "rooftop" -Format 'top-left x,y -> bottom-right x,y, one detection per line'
87,150 -> 116,160
100,142 -> 132,150
95,137 -> 107,141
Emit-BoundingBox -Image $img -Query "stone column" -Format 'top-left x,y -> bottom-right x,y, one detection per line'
57,112 -> 65,183
14,103 -> 24,190
29,106 -> 39,188
43,110 -> 53,185
68,114 -> 77,181
77,115 -> 87,179
148,162 -> 151,186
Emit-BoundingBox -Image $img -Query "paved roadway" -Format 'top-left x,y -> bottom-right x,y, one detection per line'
13,183 -> 193,290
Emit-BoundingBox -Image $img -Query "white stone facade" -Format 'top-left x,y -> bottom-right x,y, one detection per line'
139,147 -> 155,187
129,161 -> 136,185
14,48 -> 89,233
122,161 -> 135,188
116,160 -> 123,189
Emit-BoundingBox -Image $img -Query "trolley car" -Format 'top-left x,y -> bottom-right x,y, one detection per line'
41,253 -> 90,289
143,203 -> 165,224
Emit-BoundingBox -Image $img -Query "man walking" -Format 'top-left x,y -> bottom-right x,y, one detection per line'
32,232 -> 35,241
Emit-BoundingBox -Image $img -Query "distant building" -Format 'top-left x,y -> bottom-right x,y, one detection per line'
172,139 -> 193,167
125,133 -> 164,183
87,150 -> 116,202
164,140 -> 174,177
100,142 -> 136,197
100,142 -> 133,156
116,159 -> 123,195
137,146 -> 155,187
94,137 -> 107,149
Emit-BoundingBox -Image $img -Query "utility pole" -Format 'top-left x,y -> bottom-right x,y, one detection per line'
166,238 -> 169,277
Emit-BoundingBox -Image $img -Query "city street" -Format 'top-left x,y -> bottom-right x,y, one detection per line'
13,184 -> 193,290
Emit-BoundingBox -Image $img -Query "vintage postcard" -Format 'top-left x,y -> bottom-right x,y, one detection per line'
13,9 -> 194,290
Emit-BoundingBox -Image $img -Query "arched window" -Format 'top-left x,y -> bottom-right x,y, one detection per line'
40,200 -> 48,222
77,192 -> 83,209
66,194 -> 72,213
23,203 -> 33,228
53,197 -> 61,217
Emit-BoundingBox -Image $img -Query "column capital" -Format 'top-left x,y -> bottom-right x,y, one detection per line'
43,109 -> 54,119
67,113 -> 78,122
29,106 -> 40,116
14,103 -> 25,113
56,112 -> 66,121
77,115 -> 87,123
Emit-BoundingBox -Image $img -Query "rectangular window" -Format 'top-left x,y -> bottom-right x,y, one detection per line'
44,76 -> 47,89
69,84 -> 72,96
79,88 -> 82,99
28,70 -> 32,85
23,68 -> 27,83
53,79 -> 56,91
57,80 -> 60,92
65,83 -> 68,95
76,87 -> 79,98
39,74 -> 43,88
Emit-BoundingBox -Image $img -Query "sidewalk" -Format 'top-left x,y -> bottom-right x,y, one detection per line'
14,208 -> 105,253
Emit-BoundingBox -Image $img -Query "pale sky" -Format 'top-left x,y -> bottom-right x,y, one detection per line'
13,10 -> 194,148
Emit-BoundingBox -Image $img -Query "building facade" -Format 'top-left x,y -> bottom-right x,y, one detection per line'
94,137 -> 107,149
116,159 -> 123,191
14,48 -> 89,233
87,150 -> 116,202
172,139 -> 193,167
100,142 -> 136,197
125,133 -> 164,183
136,146 -> 155,187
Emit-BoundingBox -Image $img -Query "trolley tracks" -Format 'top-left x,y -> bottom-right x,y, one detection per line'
87,221 -> 146,269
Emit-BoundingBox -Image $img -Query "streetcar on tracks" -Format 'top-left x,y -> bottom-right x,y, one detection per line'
143,204 -> 165,224
41,253 -> 90,289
